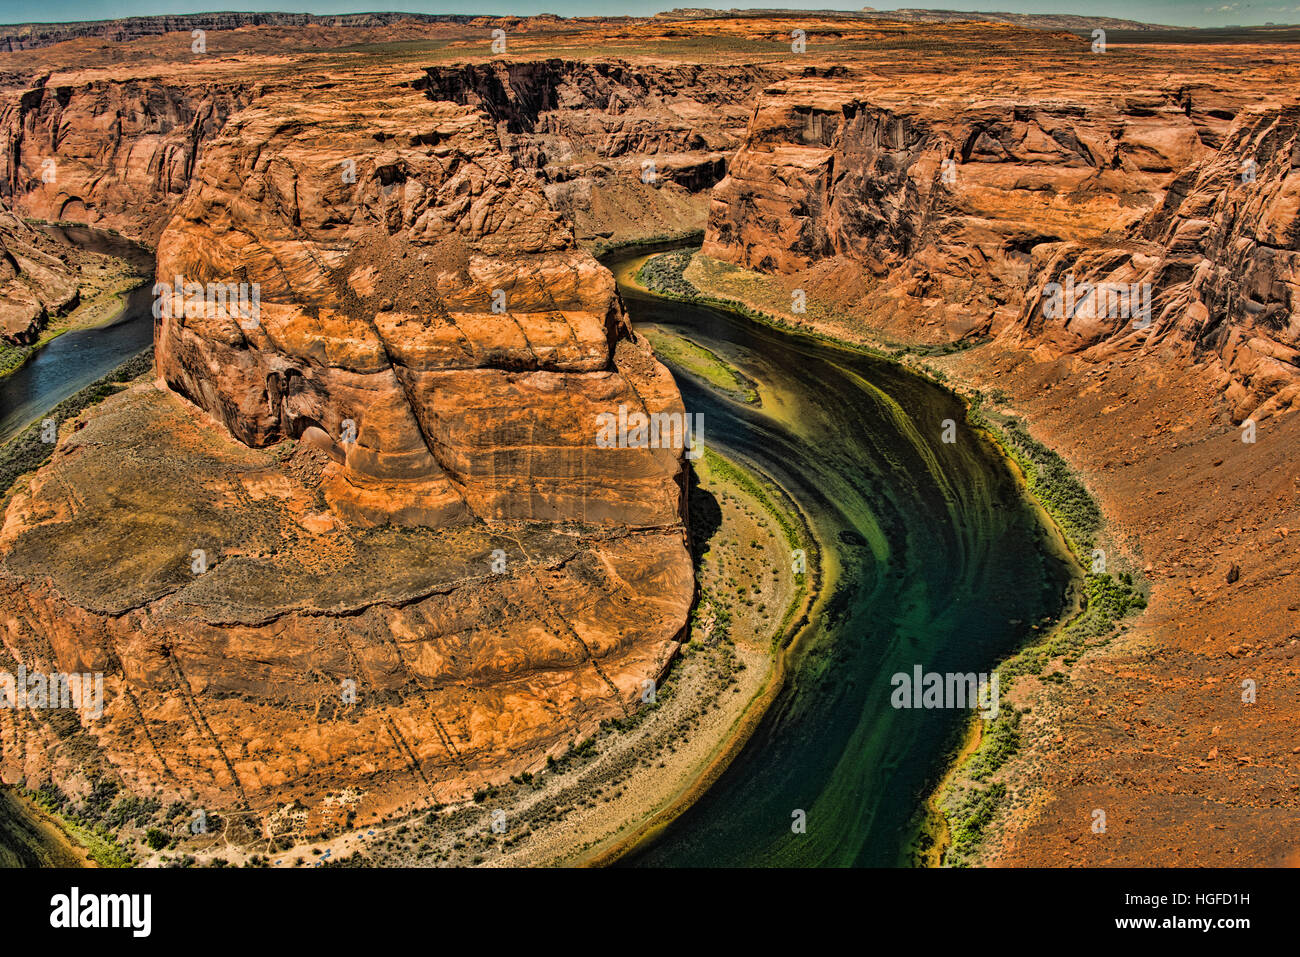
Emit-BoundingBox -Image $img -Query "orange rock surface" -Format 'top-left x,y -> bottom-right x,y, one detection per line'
0,24 -> 702,825
0,12 -> 1295,861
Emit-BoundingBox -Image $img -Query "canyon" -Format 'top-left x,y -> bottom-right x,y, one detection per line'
0,12 -> 1295,865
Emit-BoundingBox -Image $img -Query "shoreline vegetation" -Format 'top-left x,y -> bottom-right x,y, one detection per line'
0,221 -> 158,868
0,230 -> 149,382
632,245 -> 1150,867
934,405 -> 1148,866
0,348 -> 155,504
0,783 -> 132,867
0,785 -> 101,867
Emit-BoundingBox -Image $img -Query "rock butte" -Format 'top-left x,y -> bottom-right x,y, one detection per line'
0,41 -> 705,823
0,13 -> 1296,861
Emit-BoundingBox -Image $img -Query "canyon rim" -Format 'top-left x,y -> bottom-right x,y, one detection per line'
0,7 -> 1295,882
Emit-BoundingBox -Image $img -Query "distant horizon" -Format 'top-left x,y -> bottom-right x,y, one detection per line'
1,2 -> 1298,31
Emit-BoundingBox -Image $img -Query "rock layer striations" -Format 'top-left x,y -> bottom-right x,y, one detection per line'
704,73 -> 1299,416
0,67 -> 693,822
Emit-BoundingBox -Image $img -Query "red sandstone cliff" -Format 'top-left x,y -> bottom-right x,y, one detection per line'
0,64 -> 694,823
0,210 -> 81,342
703,75 -> 1298,417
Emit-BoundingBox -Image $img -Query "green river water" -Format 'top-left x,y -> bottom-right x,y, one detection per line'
609,249 -> 1076,867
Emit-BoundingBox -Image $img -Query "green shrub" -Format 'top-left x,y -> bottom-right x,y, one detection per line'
635,251 -> 697,298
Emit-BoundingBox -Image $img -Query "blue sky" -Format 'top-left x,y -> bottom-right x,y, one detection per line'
0,1 -> 1296,28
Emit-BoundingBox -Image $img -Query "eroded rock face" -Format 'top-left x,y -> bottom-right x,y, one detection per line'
1016,104 -> 1300,420
704,76 -> 1212,340
0,79 -> 254,243
0,71 -> 694,821
421,60 -> 771,245
0,210 -> 80,342
703,75 -> 1299,416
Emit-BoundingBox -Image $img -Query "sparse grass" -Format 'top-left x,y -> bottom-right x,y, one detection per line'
968,407 -> 1147,678
700,449 -> 812,646
0,347 -> 153,499
893,337 -> 991,359
643,327 -> 758,403
334,447 -> 813,867
0,342 -> 34,378
636,249 -> 698,299
1003,572 -> 1147,680
945,782 -> 1006,864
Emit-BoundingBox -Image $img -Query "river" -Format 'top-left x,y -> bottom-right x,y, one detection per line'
0,226 -> 154,446
607,248 -> 1075,866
